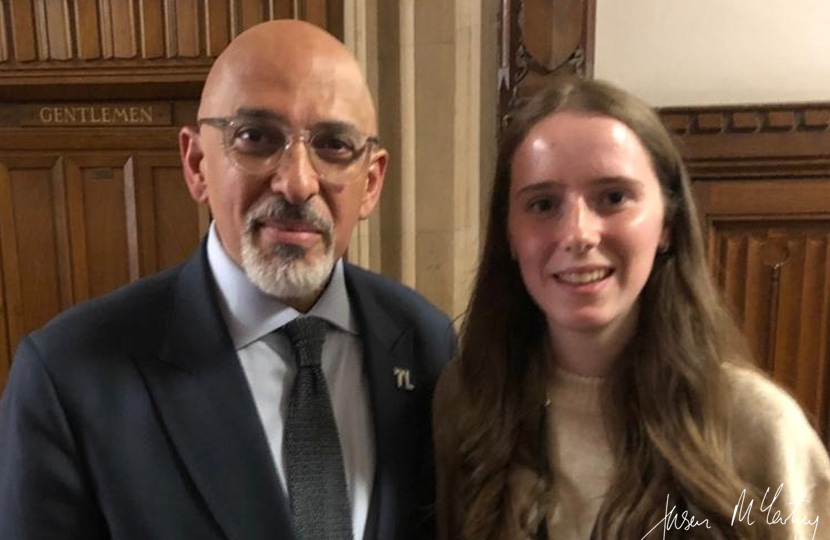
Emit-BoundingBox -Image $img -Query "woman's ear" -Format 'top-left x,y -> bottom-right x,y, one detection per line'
658,225 -> 671,254
179,126 -> 208,203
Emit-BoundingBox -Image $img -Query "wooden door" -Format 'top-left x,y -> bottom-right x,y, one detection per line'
0,0 -> 346,396
0,126 -> 207,392
694,179 -> 830,442
663,103 -> 830,444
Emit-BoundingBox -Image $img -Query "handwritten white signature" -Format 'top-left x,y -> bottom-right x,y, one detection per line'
641,484 -> 820,539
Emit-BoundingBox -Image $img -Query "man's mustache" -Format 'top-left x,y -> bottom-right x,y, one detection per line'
245,197 -> 334,248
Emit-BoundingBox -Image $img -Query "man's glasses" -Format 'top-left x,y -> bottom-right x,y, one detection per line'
197,116 -> 380,185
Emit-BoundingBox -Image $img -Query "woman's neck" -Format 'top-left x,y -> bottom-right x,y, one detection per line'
547,305 -> 639,378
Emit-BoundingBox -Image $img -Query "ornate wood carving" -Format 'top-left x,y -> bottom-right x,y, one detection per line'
0,0 -> 344,87
667,103 -> 830,444
498,0 -> 596,127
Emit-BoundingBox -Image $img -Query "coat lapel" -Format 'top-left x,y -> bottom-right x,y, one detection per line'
344,265 -> 425,540
137,247 -> 295,540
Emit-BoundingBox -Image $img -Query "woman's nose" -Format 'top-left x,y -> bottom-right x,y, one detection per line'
558,198 -> 600,254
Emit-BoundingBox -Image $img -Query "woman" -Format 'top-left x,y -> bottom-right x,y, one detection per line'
433,79 -> 830,540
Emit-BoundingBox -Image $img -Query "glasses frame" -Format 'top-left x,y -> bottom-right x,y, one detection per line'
197,115 -> 381,185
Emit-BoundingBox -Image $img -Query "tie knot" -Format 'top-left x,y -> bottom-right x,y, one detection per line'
281,316 -> 329,368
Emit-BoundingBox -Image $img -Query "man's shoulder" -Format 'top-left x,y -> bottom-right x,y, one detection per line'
343,263 -> 452,326
28,261 -> 186,355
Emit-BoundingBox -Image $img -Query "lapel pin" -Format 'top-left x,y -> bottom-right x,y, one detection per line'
393,367 -> 415,391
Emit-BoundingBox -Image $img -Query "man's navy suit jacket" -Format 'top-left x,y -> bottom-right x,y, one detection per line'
0,244 -> 453,540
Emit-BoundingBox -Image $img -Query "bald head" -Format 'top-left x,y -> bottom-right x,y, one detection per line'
199,20 -> 377,132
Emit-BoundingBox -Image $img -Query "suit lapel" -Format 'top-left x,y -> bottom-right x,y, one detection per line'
344,265 -> 421,540
137,247 -> 295,540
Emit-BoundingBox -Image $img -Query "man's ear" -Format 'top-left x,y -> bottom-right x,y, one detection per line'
358,148 -> 388,220
179,126 -> 208,203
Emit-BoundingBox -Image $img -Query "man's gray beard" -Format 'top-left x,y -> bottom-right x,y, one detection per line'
240,198 -> 335,301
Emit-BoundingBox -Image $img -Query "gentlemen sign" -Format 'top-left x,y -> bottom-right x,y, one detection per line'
0,102 -> 172,127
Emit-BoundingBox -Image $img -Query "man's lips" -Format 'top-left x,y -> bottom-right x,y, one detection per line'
256,219 -> 323,247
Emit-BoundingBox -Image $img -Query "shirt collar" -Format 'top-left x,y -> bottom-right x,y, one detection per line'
206,223 -> 357,350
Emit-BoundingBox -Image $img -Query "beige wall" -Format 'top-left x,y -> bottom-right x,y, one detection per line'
345,0 -> 499,320
595,0 -> 830,106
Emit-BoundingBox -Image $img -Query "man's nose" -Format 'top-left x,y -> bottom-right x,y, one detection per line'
558,198 -> 600,254
270,140 -> 320,204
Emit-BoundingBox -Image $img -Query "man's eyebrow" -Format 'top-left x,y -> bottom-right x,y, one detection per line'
233,108 -> 288,122
231,109 -> 361,132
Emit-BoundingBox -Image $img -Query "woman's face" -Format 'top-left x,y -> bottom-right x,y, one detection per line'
508,111 -> 668,341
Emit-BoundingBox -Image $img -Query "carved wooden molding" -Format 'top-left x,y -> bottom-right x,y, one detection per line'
499,0 -> 596,128
660,104 -> 830,136
0,0 -> 343,87
658,103 -> 830,180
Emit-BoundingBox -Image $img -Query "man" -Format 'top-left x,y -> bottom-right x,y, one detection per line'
0,20 -> 452,540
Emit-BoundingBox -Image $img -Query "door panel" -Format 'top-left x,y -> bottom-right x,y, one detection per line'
0,148 -> 199,393
696,179 -> 830,438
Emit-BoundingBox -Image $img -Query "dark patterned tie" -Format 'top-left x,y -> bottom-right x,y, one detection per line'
281,317 -> 353,540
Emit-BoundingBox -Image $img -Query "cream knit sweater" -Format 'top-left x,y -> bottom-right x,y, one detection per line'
505,367 -> 830,540
434,363 -> 830,540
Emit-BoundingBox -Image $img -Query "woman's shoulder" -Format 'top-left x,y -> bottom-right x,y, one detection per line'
724,364 -> 830,523
724,365 -> 820,440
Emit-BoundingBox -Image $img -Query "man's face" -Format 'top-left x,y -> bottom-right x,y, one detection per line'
181,59 -> 385,310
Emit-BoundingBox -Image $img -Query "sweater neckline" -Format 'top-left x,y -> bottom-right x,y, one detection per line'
548,365 -> 604,413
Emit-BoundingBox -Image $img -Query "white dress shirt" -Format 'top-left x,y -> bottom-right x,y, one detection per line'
206,225 -> 375,540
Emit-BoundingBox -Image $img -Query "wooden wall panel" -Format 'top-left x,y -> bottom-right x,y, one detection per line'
498,0 -> 596,127
0,156 -> 67,359
73,1 -> 102,59
65,156 -> 133,301
133,153 -> 202,275
111,0 -> 138,58
678,100 -> 830,445
710,221 -> 830,433
138,0 -> 164,59
204,0 -> 230,56
0,0 -> 345,87
0,3 -> 7,61
237,0 -> 266,34
151,159 -> 202,271
175,0 -> 200,57
9,0 -> 38,62
270,0 -> 293,19
41,0 -> 72,60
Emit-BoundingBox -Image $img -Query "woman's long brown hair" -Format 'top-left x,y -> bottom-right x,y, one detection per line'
455,79 -> 758,539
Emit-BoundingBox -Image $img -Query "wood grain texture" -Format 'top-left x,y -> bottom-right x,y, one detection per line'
0,156 -> 65,362
110,0 -> 137,58
238,0 -> 265,33
700,179 -> 830,441
138,0 -> 165,58
269,0 -> 293,19
204,0 -> 230,56
43,0 -> 72,60
175,0 -> 199,57
73,0 -> 102,59
498,0 -> 596,127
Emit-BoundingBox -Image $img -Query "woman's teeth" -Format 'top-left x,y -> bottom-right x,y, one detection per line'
556,269 -> 611,284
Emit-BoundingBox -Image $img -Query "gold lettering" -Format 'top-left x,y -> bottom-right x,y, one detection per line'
113,107 -> 129,123
39,107 -> 53,123
90,107 -> 101,123
64,108 -> 77,123
79,107 -> 88,123
140,106 -> 152,123
54,108 -> 65,123
101,108 -> 112,123
129,107 -> 140,123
